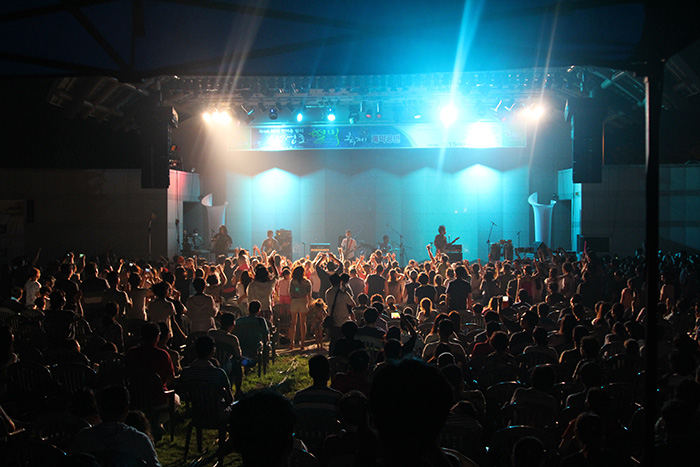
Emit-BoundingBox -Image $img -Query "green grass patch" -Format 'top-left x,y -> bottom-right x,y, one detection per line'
156,353 -> 313,467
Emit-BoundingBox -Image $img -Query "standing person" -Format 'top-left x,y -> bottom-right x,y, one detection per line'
23,267 -> 41,307
325,273 -> 357,355
288,266 -> 312,350
445,266 -> 472,312
378,235 -> 393,255
261,230 -> 279,255
246,258 -> 278,323
366,264 -> 386,299
434,225 -> 449,254
340,230 -> 357,261
211,225 -> 232,259
127,272 -> 149,321
347,267 -> 366,299
185,278 -> 218,333
147,282 -> 177,336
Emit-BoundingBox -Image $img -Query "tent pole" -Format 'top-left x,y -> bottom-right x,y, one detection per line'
642,59 -> 664,467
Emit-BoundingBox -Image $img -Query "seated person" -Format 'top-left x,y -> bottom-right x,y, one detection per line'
230,390 -> 296,467
510,364 -> 558,414
422,319 -> 468,368
177,336 -> 234,420
356,307 -> 386,340
523,326 -> 559,361
331,321 -> 365,358
72,386 -> 161,467
293,354 -> 343,420
208,312 -> 243,396
370,358 -> 457,467
331,349 -> 371,396
323,391 -> 378,467
234,300 -> 270,360
125,322 -> 175,394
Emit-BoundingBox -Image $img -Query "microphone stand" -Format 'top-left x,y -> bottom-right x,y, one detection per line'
486,221 -> 496,263
386,223 -> 406,267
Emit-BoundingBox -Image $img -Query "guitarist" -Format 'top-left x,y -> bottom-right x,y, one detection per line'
433,225 -> 459,254
261,230 -> 279,255
340,230 -> 357,260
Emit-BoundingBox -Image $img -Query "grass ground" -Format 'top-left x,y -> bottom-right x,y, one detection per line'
155,351 -> 315,467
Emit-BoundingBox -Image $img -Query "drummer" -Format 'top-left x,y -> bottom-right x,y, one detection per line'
378,235 -> 393,254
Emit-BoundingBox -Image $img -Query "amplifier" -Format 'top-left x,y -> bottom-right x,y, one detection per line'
310,243 -> 331,254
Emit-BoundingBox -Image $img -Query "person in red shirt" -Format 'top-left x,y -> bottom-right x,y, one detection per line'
126,322 -> 175,391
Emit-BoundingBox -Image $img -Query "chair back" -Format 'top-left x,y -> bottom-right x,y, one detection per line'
51,362 -> 97,395
479,363 -> 520,389
289,448 -> 320,467
213,340 -> 240,376
126,368 -> 167,409
7,314 -> 29,331
600,341 -> 626,360
76,333 -> 107,363
98,353 -> 126,387
294,413 -> 340,457
0,306 -> 15,323
33,412 -> 91,451
417,322 -> 434,338
485,381 -> 523,415
355,335 -> 383,367
4,439 -> 66,467
7,361 -> 53,396
500,402 -> 557,429
439,423 -> 485,463
234,319 -> 267,357
180,381 -> 231,429
489,425 -> 556,467
92,450 -> 149,467
516,352 -> 557,372
328,356 -> 349,376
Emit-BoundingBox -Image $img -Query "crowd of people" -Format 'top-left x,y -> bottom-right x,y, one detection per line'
0,237 -> 699,466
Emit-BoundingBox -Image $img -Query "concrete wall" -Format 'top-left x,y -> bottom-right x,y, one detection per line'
556,164 -> 700,256
0,169 -> 200,262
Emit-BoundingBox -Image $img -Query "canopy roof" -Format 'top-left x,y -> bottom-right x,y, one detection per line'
1,1 -> 696,80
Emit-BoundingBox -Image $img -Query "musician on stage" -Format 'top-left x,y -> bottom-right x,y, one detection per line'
340,230 -> 357,260
211,225 -> 232,258
378,235 -> 393,255
261,230 -> 279,255
434,225 -> 449,253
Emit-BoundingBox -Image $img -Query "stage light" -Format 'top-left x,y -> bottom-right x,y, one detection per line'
326,107 -> 336,122
362,101 -> 372,119
520,104 -> 545,120
203,112 -> 212,122
349,108 -> 359,124
269,107 -> 278,120
218,110 -> 232,124
296,111 -> 304,123
239,104 -> 255,123
376,102 -> 382,119
440,102 -> 458,126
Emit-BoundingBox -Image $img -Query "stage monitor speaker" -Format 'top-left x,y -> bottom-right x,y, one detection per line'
447,251 -> 463,262
566,98 -> 604,184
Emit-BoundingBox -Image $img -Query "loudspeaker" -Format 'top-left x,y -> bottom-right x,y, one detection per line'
566,98 -> 604,183
139,108 -> 178,189
140,122 -> 171,189
275,229 -> 292,258
447,251 -> 463,262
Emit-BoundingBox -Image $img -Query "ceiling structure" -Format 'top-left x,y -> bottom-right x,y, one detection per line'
1,1 -> 700,157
